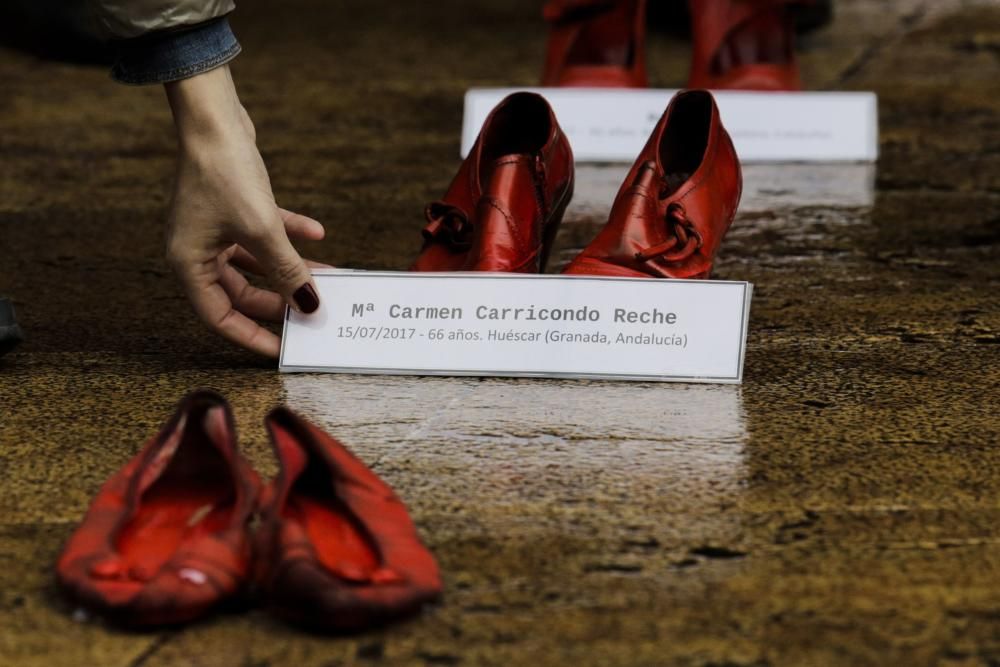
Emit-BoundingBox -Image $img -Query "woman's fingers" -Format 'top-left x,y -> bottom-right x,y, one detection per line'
230,245 -> 332,275
174,258 -> 281,358
218,262 -> 286,322
279,208 -> 325,240
236,217 -> 320,314
229,246 -> 264,274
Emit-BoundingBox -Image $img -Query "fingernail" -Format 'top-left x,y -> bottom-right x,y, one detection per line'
292,283 -> 319,314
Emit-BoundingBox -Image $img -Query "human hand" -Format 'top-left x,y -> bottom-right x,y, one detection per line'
164,65 -> 327,357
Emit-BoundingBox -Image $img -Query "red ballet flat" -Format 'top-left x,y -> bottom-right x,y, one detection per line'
687,0 -> 806,91
542,0 -> 648,87
55,391 -> 261,627
256,407 -> 442,632
563,89 -> 741,279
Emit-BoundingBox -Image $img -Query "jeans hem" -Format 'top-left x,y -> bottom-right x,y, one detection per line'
111,42 -> 242,85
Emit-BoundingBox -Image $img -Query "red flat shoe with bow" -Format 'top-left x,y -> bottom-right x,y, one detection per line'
256,408 -> 442,632
541,0 -> 649,87
411,92 -> 574,273
687,0 -> 806,91
563,89 -> 741,279
56,391 -> 260,627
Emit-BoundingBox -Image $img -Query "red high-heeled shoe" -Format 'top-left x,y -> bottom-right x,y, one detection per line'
56,391 -> 261,626
256,408 -> 442,631
542,0 -> 648,87
411,92 -> 574,273
563,89 -> 741,279
687,0 -> 806,91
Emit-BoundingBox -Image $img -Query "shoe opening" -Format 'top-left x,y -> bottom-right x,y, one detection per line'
480,93 -> 552,166
564,0 -> 638,69
267,413 -> 382,580
658,91 -> 713,196
114,403 -> 238,578
710,6 -> 795,77
136,398 -> 236,499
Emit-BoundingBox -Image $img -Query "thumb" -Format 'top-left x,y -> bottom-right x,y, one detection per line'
238,221 -> 320,314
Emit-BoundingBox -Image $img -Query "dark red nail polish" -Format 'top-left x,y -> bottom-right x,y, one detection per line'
293,283 -> 319,314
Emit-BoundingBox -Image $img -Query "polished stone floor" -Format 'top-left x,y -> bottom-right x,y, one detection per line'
1,0 -> 999,665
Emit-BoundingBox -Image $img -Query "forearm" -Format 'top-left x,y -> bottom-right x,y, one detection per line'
162,63 -> 323,357
164,64 -> 251,150
91,6 -> 323,355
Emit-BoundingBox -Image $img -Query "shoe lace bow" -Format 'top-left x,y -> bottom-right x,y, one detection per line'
422,202 -> 473,250
633,191 -> 702,264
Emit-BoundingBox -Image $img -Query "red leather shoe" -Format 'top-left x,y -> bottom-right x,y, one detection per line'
541,0 -> 648,87
687,0 -> 805,91
56,391 -> 261,627
563,89 -> 741,279
257,408 -> 442,631
411,92 -> 574,273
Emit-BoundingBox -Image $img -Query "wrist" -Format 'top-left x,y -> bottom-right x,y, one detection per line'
164,65 -> 252,150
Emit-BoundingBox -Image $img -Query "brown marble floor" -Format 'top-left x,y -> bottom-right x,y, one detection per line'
2,0 -> 999,665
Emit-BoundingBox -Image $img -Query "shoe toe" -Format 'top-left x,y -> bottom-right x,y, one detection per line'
125,568 -> 222,626
269,556 -> 439,631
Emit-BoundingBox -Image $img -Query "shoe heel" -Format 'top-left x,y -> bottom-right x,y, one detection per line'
539,178 -> 574,273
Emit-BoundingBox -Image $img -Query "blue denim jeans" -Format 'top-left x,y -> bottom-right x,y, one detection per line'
111,17 -> 240,85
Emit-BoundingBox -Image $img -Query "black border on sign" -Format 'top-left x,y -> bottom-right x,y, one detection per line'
279,271 -> 751,384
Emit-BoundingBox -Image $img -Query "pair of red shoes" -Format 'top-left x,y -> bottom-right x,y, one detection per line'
56,391 -> 441,630
412,88 -> 741,280
541,0 -> 809,91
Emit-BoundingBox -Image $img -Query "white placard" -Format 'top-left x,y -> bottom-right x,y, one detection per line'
462,88 -> 878,163
280,271 -> 752,384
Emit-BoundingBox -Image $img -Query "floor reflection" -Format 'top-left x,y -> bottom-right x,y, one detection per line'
280,374 -> 749,512
738,162 -> 876,212
565,162 -> 876,224
553,162 -> 876,270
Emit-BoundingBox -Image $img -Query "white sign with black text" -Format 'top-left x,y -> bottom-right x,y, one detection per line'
280,271 -> 752,384
462,88 -> 879,163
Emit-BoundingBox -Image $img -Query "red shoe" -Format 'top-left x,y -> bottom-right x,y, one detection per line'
563,90 -> 741,279
257,407 -> 442,631
687,0 -> 805,91
541,0 -> 648,87
411,92 -> 574,273
55,391 -> 261,627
